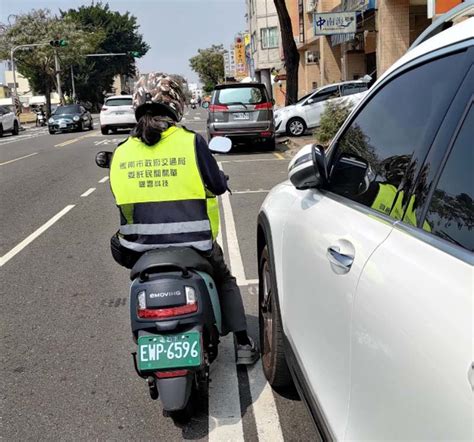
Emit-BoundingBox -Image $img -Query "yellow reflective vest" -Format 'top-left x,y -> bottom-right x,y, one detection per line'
110,126 -> 219,252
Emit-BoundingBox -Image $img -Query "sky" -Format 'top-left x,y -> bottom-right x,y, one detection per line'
0,0 -> 247,84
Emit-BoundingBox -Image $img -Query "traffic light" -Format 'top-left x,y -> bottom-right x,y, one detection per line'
128,51 -> 140,57
50,39 -> 68,47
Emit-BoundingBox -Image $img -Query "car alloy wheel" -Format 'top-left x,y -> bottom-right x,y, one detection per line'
288,118 -> 306,137
260,257 -> 274,372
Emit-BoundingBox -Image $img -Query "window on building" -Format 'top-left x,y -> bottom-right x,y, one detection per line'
261,27 -> 279,49
327,52 -> 466,220
305,50 -> 319,65
424,104 -> 474,251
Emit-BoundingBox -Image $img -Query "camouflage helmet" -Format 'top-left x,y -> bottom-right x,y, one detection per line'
132,72 -> 185,122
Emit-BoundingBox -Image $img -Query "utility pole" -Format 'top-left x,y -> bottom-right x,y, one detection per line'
71,65 -> 76,103
54,50 -> 63,105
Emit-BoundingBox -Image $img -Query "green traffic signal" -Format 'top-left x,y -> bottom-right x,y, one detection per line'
129,51 -> 140,57
49,39 -> 68,48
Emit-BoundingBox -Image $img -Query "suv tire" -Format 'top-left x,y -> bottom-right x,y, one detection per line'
101,126 -> 109,135
287,117 -> 306,137
259,245 -> 292,387
12,120 -> 19,135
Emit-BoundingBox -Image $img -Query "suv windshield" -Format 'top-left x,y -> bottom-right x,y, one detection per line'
215,86 -> 267,105
105,98 -> 132,106
55,105 -> 81,115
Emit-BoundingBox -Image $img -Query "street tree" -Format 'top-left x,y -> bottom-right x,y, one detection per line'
189,45 -> 225,93
0,9 -> 102,115
274,0 -> 300,105
61,2 -> 149,108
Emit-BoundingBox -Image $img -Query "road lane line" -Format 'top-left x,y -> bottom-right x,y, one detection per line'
219,166 -> 247,286
233,190 -> 270,195
208,334 -> 245,441
54,131 -> 98,147
0,152 -> 38,166
247,362 -> 285,442
0,205 -> 75,268
273,152 -> 285,160
218,163 -> 284,441
80,187 -> 96,197
98,176 -> 109,183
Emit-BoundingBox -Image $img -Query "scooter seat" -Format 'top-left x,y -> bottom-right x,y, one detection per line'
130,247 -> 214,280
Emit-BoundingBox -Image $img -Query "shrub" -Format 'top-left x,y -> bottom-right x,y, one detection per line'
315,99 -> 354,145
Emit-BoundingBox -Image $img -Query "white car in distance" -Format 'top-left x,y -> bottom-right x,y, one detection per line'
0,105 -> 20,137
258,14 -> 473,441
100,95 -> 136,135
274,80 -> 369,137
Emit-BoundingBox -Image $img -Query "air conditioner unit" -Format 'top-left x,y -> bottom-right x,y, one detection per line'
306,0 -> 317,12
305,50 -> 319,65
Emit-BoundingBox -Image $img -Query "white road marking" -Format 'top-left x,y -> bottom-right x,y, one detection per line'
80,187 -> 96,197
232,190 -> 270,195
220,183 -> 247,286
98,176 -> 109,183
247,362 -> 285,441
0,152 -> 38,166
218,163 -> 284,441
194,117 -> 201,120
0,205 -> 75,268
208,334 -> 245,441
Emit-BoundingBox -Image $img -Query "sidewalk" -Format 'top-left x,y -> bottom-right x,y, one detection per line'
276,133 -> 315,159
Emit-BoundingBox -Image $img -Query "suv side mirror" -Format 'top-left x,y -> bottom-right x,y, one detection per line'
95,151 -> 113,168
288,144 -> 328,190
306,98 -> 315,105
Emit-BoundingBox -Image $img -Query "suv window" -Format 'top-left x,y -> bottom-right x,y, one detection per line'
106,98 -> 133,106
308,86 -> 339,104
341,83 -> 368,96
423,104 -> 473,251
328,51 -> 466,219
215,86 -> 267,105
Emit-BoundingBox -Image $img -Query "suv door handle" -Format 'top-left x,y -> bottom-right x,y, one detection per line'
327,246 -> 354,271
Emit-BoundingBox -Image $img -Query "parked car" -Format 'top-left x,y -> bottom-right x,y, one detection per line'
0,105 -> 20,137
48,104 -> 93,134
207,83 -> 275,150
100,95 -> 136,135
257,16 -> 473,440
274,80 -> 369,137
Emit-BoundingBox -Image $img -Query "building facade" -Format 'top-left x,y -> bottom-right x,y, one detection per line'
278,0 -> 465,100
246,0 -> 284,97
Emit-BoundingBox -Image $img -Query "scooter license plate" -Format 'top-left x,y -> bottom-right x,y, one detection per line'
137,331 -> 201,371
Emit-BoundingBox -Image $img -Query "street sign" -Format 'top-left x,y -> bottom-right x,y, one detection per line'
313,12 -> 357,35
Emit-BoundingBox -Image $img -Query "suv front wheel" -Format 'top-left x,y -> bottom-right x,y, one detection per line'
259,245 -> 292,387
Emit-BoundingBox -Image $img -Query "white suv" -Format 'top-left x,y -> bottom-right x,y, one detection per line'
274,80 -> 369,137
257,17 -> 473,440
100,95 -> 136,135
0,105 -> 20,137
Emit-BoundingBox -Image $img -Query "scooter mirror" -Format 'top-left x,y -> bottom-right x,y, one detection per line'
209,137 -> 232,154
95,151 -> 113,168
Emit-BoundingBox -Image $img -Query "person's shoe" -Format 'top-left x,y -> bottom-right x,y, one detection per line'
236,337 -> 260,365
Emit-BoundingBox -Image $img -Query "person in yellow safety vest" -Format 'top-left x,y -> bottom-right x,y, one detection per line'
109,72 -> 259,365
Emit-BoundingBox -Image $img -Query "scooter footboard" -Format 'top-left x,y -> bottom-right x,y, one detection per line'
157,374 -> 193,411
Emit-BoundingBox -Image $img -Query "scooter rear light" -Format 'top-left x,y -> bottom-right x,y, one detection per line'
138,304 -> 198,319
137,286 -> 198,319
155,369 -> 189,379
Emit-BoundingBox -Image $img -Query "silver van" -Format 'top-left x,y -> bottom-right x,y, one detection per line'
206,83 -> 275,150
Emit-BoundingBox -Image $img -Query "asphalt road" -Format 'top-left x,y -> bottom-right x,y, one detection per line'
1,107 -> 319,441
